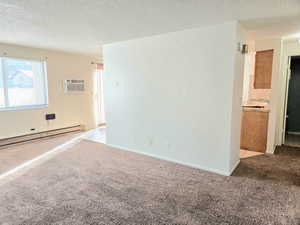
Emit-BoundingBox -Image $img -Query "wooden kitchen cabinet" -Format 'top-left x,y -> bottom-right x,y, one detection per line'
254,49 -> 273,89
240,110 -> 269,153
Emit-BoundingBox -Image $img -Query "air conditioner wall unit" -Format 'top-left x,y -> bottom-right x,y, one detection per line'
64,79 -> 85,92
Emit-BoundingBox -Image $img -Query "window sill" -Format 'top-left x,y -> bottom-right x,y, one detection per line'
0,104 -> 48,112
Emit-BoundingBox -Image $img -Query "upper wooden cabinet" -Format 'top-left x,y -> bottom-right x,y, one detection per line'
254,49 -> 274,89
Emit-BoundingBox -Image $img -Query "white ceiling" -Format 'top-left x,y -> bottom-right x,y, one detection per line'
1,0 -> 300,57
242,14 -> 300,40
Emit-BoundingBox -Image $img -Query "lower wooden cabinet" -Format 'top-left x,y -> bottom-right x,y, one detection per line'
240,110 -> 269,153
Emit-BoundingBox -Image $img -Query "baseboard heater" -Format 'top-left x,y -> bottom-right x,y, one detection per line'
0,125 -> 83,148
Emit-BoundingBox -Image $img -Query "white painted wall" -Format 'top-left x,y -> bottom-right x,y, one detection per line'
276,41 -> 300,146
254,39 -> 283,153
0,43 -> 98,139
103,21 -> 244,175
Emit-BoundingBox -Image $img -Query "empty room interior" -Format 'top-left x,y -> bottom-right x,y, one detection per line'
0,1 -> 300,224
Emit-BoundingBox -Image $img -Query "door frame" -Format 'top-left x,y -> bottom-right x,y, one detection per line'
281,56 -> 291,144
95,68 -> 106,127
93,68 -> 104,127
281,55 -> 300,145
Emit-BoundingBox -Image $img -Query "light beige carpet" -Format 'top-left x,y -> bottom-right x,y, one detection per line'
0,140 -> 299,225
0,132 -> 80,174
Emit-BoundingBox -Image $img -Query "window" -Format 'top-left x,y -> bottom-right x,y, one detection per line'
0,57 -> 48,110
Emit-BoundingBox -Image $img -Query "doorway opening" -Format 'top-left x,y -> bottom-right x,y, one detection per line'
283,56 -> 300,147
86,64 -> 106,144
95,65 -> 106,127
239,43 -> 273,159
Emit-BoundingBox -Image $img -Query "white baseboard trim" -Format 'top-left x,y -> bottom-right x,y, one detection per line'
229,159 -> 240,175
106,143 -> 232,176
266,145 -> 276,154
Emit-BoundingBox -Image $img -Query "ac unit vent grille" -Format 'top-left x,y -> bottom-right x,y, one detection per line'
65,80 -> 85,92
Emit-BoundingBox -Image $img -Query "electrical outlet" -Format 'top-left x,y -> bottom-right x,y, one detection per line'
46,113 -> 56,120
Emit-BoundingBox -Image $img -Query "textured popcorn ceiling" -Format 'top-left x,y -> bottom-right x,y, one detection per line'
0,0 -> 300,57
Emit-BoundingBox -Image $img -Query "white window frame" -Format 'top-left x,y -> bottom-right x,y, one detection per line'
0,56 -> 49,111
